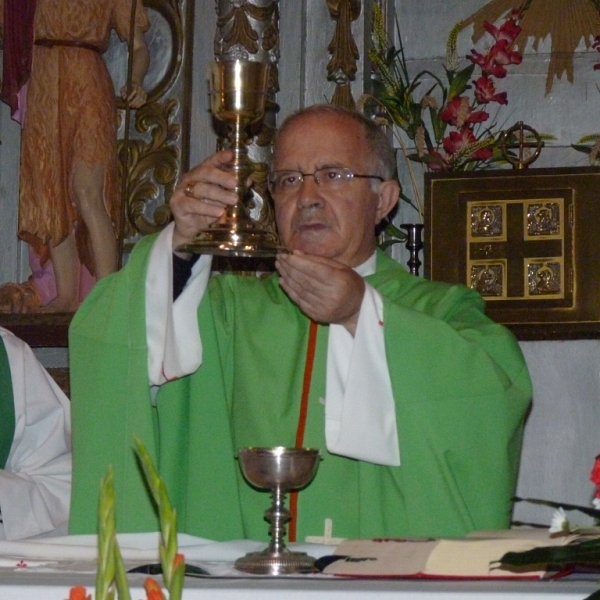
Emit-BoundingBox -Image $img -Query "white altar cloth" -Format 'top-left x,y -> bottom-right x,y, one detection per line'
0,533 -> 598,599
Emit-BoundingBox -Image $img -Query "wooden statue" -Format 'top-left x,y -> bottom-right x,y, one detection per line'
0,0 -> 150,313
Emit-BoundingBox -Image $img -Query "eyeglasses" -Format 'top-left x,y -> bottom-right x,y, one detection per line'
267,167 -> 384,196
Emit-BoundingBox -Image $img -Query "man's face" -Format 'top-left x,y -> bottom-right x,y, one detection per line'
272,113 -> 398,268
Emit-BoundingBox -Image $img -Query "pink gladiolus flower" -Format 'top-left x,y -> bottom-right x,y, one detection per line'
490,39 -> 522,68
590,455 -> 600,498
423,149 -> 450,171
468,49 -> 509,78
474,76 -> 508,105
439,97 -> 489,127
443,129 -> 493,160
483,18 -> 521,44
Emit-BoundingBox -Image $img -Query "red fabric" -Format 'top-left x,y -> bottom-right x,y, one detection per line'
289,320 -> 319,543
1,0 -> 37,117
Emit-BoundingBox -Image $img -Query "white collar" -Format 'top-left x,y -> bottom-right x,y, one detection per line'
353,252 -> 377,277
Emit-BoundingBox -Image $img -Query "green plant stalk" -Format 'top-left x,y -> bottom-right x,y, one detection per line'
96,467 -> 118,600
134,436 -> 183,600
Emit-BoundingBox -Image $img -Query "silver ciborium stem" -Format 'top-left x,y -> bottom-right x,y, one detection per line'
265,486 -> 290,555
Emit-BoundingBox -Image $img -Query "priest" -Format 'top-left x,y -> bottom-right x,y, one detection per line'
69,105 -> 532,541
0,327 -> 71,539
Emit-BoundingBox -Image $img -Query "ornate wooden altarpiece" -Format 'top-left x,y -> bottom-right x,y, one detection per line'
1,0 -> 363,356
425,167 -> 600,341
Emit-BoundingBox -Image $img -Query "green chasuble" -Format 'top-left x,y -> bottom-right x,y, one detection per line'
69,234 -> 532,541
0,336 -> 16,469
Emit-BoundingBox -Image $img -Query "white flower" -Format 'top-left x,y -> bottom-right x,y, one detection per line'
593,497 -> 600,510
549,507 -> 570,534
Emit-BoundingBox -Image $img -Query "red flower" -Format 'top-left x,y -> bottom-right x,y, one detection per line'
590,455 -> 600,498
468,40 -> 522,79
443,129 -> 493,160
483,18 -> 521,44
439,97 -> 489,127
468,49 -> 509,78
491,39 -> 522,68
144,577 -> 165,600
68,587 -> 92,600
473,76 -> 508,105
173,553 -> 185,569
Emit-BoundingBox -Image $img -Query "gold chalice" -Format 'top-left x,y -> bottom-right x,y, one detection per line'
177,60 -> 284,257
234,447 -> 320,575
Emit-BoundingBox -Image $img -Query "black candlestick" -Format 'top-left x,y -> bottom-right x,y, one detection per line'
400,223 -> 424,276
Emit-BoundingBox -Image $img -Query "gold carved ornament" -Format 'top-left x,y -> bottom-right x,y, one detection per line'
117,0 -> 191,245
326,0 -> 362,108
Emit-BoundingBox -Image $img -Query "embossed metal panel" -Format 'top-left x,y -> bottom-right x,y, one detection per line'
424,167 -> 600,340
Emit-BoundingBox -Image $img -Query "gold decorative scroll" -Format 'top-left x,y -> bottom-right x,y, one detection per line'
326,0 -> 362,108
462,0 -> 600,95
117,0 -> 194,242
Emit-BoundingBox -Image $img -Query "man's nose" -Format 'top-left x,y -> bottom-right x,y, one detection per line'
296,175 -> 323,208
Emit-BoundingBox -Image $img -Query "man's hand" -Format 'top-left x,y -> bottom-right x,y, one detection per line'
275,251 -> 365,335
170,150 -> 239,256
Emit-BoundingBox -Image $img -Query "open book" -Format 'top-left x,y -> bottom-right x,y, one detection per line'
322,529 -> 586,579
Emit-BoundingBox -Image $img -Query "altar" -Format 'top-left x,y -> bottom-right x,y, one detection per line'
2,569 -> 599,600
0,533 -> 599,600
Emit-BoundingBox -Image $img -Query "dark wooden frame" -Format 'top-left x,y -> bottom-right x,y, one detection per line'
424,167 -> 600,341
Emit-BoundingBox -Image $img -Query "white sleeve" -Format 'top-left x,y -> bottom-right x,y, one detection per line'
325,283 -> 400,466
0,329 -> 71,540
146,222 -> 213,385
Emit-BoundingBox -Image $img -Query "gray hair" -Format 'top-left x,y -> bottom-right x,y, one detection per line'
273,104 -> 397,181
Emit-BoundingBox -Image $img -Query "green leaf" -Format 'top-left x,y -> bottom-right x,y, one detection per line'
572,144 -> 593,156
500,538 -> 600,569
447,64 -> 475,101
514,497 -> 600,520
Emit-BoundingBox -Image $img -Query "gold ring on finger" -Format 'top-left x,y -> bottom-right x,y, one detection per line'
184,182 -> 195,197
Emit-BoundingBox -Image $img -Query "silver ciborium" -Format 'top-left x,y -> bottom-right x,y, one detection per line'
234,447 -> 320,575
177,59 -> 284,257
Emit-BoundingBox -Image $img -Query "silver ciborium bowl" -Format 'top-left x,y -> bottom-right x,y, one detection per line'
234,447 -> 320,575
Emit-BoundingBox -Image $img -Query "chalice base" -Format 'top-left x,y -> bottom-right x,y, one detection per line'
234,549 -> 317,575
177,223 -> 286,258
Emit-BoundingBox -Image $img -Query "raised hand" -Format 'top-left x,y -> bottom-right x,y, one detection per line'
170,150 -> 239,255
275,250 -> 365,335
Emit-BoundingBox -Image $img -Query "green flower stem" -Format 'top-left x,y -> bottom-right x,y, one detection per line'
134,436 -> 181,597
96,467 -> 118,600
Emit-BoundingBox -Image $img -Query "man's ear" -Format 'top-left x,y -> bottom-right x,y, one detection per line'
376,179 -> 400,223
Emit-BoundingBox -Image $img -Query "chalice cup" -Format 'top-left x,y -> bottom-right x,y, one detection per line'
177,59 -> 284,257
234,447 -> 320,575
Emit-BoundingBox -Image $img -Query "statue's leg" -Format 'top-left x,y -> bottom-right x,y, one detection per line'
40,231 -> 81,313
72,160 -> 118,280
39,161 -> 118,313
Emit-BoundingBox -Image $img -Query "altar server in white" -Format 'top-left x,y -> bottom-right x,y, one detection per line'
0,326 -> 71,540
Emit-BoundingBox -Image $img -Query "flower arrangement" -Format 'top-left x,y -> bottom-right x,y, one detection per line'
67,437 -> 184,600
363,2 -> 530,217
499,455 -> 600,577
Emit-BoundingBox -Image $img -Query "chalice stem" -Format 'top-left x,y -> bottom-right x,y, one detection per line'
265,487 -> 291,555
218,117 -> 254,225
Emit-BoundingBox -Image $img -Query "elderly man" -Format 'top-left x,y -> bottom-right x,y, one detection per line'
69,105 -> 531,541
